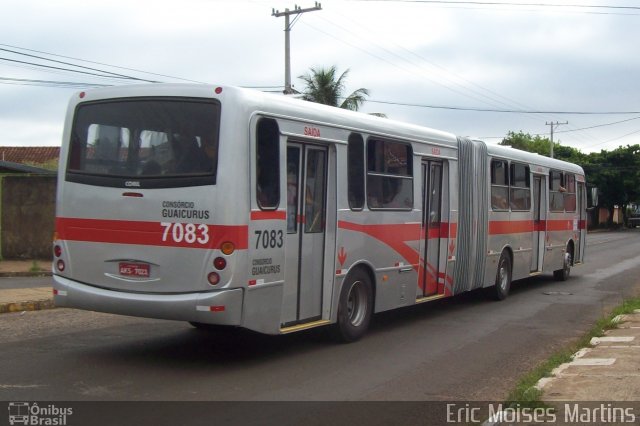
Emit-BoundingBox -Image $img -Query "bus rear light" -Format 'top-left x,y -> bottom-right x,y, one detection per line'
79,92 -> 85,98
56,260 -> 65,272
220,242 -> 235,255
213,257 -> 226,270
54,245 -> 62,257
207,272 -> 220,286
215,87 -> 223,95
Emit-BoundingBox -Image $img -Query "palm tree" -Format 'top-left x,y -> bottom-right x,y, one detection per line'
298,66 -> 369,111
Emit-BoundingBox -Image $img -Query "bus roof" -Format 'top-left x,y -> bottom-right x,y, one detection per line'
70,84 -> 584,175
71,83 -> 459,147
485,143 -> 585,175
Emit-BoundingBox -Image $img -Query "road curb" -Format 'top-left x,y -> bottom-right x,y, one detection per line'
0,298 -> 55,314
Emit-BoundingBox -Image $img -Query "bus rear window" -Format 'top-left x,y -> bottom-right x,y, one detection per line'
67,98 -> 220,188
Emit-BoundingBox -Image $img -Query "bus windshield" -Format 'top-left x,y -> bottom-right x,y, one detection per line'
67,98 -> 220,187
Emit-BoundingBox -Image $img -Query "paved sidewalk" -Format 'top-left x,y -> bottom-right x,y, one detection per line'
539,311 -> 640,401
0,259 -> 53,313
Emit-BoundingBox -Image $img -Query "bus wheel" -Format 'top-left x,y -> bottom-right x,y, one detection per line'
553,248 -> 572,281
333,269 -> 373,343
491,252 -> 512,301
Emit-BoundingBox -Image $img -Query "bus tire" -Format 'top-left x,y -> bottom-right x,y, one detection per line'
553,247 -> 572,281
490,251 -> 512,301
333,269 -> 373,343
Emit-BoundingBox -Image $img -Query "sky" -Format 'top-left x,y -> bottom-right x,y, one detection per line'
1,0 -> 639,153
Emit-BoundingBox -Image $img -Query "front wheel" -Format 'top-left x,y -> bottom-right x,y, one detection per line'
333,269 -> 373,343
490,252 -> 512,301
553,248 -> 572,281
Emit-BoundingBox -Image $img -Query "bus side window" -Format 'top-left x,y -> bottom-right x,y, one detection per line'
348,134 -> 365,210
366,139 -> 413,210
256,118 -> 280,209
564,174 -> 576,212
491,159 -> 509,210
549,170 -> 565,212
509,162 -> 531,211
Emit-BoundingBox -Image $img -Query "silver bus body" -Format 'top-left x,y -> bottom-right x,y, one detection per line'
53,84 -> 587,338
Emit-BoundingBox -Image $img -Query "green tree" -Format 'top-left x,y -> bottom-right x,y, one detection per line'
500,131 -> 586,163
584,145 -> 640,225
500,131 -> 552,156
298,66 -> 369,111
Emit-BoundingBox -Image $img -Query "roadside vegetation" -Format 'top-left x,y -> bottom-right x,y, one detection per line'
505,296 -> 640,407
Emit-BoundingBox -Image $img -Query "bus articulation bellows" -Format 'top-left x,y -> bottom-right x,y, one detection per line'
53,84 -> 587,342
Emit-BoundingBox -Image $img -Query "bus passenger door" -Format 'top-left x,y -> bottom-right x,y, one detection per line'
283,143 -> 327,326
531,175 -> 545,272
420,160 -> 443,298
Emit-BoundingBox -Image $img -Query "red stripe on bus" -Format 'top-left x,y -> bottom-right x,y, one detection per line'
56,217 -> 248,250
489,219 -> 577,235
488,220 -> 534,235
250,210 -> 286,221
545,219 -> 575,232
422,222 -> 456,239
338,221 -> 421,268
445,222 -> 457,238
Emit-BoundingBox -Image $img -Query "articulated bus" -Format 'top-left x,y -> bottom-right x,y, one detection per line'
53,85 -> 587,341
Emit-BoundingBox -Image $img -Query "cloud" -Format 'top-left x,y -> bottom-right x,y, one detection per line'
0,0 -> 638,151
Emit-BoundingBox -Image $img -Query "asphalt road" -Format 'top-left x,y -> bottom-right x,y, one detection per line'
0,276 -> 52,290
1,231 -> 639,405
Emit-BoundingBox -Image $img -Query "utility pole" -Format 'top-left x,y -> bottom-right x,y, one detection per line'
272,2 -> 322,94
546,120 -> 568,158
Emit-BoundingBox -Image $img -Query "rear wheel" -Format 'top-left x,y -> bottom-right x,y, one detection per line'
490,251 -> 512,301
553,246 -> 572,281
333,269 -> 373,343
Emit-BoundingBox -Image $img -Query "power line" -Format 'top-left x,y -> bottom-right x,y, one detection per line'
0,57 -> 144,81
0,77 -> 111,88
556,116 -> 640,134
478,115 -> 640,139
350,1 -> 640,11
317,8 -> 597,144
364,98 -> 640,114
0,47 -> 158,83
585,128 -> 640,149
0,43 -> 207,84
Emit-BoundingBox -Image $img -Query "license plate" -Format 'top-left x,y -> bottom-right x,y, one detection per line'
119,262 -> 150,278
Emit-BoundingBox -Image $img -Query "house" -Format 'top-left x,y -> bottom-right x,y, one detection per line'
0,146 -> 60,165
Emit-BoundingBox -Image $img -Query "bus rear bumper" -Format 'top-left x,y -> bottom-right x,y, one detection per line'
52,275 -> 243,325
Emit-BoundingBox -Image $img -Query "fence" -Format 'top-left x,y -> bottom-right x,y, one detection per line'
1,175 -> 56,259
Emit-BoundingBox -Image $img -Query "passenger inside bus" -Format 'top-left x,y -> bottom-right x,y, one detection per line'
287,163 -> 298,232
167,126 -> 214,174
491,192 -> 509,210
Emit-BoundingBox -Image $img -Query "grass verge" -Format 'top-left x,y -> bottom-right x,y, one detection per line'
504,296 -> 640,408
